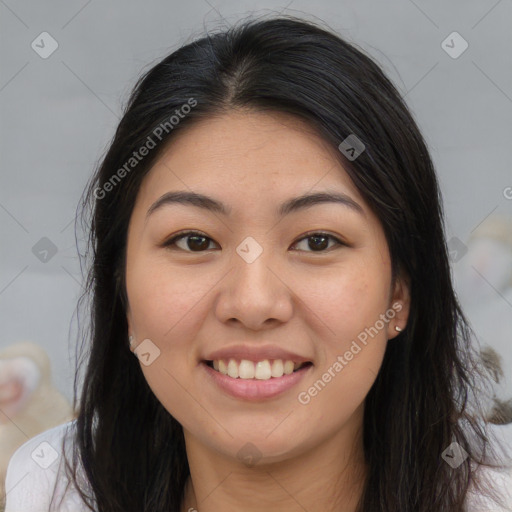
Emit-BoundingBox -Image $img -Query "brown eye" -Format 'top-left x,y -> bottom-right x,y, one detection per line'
163,231 -> 218,252
291,232 -> 344,252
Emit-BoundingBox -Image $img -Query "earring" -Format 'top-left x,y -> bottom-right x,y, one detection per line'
395,326 -> 402,332
128,335 -> 135,349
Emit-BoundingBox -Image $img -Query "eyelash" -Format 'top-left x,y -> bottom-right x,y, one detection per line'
162,230 -> 346,253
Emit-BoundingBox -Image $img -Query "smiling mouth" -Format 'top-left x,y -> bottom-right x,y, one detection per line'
204,359 -> 313,380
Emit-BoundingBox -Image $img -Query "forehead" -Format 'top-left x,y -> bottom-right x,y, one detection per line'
136,109 -> 366,215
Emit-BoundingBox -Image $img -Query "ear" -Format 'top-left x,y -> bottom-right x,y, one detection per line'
387,270 -> 411,340
126,304 -> 137,351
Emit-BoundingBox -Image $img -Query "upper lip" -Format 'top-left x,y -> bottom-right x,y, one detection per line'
203,345 -> 312,363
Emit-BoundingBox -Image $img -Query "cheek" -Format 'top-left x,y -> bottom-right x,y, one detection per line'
294,253 -> 391,345
126,255 -> 225,417
125,257 -> 207,428
296,267 -> 389,426
126,256 -> 213,342
292,252 -> 390,411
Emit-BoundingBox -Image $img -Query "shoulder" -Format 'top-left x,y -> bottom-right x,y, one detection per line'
4,420 -> 92,512
466,422 -> 512,511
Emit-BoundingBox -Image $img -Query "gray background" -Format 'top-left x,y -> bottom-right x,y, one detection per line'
1,0 -> 511,406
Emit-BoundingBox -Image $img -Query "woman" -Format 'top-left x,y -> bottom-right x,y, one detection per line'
4,15 -> 512,512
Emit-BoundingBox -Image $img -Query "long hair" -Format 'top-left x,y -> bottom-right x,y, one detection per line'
61,14 -> 507,511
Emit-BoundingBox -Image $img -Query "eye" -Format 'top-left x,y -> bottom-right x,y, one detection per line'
163,230 -> 219,252
162,230 -> 345,253
291,232 -> 345,253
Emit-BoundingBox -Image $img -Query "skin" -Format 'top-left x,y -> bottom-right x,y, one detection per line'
125,109 -> 410,512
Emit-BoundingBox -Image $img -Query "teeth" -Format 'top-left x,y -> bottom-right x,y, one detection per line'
255,360 -> 271,380
210,358 -> 308,380
227,359 -> 239,378
239,359 -> 255,379
271,359 -> 284,377
283,360 -> 294,375
218,359 -> 228,375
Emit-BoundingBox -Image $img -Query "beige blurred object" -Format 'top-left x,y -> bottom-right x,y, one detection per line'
469,214 -> 512,254
0,341 -> 76,511
480,346 -> 512,425
462,214 -> 512,299
453,214 -> 512,419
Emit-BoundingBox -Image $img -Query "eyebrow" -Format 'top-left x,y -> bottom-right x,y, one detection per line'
146,190 -> 365,219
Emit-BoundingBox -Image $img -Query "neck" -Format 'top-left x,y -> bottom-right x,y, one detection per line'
180,413 -> 367,512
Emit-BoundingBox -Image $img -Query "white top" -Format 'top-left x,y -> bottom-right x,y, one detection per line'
4,421 -> 92,512
5,420 -> 90,512
4,420 -> 512,511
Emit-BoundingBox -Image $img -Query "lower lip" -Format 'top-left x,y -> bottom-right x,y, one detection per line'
201,362 -> 312,401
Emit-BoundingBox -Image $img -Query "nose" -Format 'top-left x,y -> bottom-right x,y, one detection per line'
213,245 -> 294,331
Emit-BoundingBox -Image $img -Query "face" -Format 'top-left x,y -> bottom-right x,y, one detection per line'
125,109 -> 410,464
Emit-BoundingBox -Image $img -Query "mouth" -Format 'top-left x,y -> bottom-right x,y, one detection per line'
203,358 -> 313,380
201,357 -> 314,401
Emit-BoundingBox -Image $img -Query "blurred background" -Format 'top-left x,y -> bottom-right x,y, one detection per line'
0,0 -> 511,429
